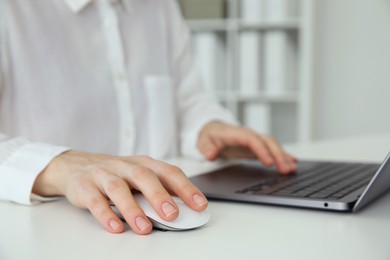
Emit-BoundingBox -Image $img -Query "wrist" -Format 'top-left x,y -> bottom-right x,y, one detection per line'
32,152 -> 67,197
201,120 -> 225,135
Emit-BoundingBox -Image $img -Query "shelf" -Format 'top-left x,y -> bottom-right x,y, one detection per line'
185,0 -> 314,143
187,19 -> 236,31
216,91 -> 299,103
187,18 -> 301,32
239,18 -> 301,31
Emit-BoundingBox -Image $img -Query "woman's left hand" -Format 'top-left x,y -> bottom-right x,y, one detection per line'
197,121 -> 297,174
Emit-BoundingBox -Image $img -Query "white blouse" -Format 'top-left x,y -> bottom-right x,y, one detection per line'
0,0 -> 236,205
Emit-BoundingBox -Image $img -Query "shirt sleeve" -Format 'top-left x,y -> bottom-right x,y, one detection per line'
165,0 -> 239,159
0,135 -> 69,205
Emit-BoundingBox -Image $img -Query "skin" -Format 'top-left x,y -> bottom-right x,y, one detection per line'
32,121 -> 297,235
198,121 -> 297,174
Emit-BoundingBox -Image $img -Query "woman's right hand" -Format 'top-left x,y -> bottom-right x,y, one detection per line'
32,150 -> 208,235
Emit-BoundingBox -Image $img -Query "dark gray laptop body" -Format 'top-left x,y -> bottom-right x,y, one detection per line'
190,153 -> 390,212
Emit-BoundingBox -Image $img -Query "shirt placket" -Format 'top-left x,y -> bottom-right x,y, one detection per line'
97,0 -> 135,155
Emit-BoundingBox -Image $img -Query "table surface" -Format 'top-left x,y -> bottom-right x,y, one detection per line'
1,133 -> 389,260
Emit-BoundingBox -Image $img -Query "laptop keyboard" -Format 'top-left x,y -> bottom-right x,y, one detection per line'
236,163 -> 378,200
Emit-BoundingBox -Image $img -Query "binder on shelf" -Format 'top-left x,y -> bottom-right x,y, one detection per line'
264,0 -> 300,21
192,32 -> 225,94
271,103 -> 297,143
239,0 -> 264,96
240,0 -> 265,22
264,31 -> 289,96
243,103 -> 271,135
239,32 -> 262,96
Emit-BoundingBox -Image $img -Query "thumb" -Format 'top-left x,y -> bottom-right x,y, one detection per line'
197,137 -> 220,161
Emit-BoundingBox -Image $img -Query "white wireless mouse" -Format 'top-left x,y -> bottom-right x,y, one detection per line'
111,194 -> 210,231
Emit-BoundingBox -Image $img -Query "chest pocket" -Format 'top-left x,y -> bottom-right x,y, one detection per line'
144,75 -> 178,159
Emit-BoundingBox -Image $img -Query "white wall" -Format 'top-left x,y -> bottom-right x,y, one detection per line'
311,0 -> 390,140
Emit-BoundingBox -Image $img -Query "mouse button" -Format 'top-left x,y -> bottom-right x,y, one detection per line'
134,194 -> 210,230
132,194 -> 185,228
167,202 -> 210,229
178,208 -> 210,228
133,194 -> 160,218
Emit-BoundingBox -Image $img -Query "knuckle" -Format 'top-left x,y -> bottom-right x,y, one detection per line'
172,165 -> 184,175
131,166 -> 155,181
105,178 -> 126,194
164,167 -> 185,180
71,177 -> 96,195
72,177 -> 89,190
86,164 -> 109,177
150,189 -> 170,200
86,196 -> 103,211
164,164 -> 184,175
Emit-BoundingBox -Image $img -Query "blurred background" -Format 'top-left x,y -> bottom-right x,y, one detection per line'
177,0 -> 390,144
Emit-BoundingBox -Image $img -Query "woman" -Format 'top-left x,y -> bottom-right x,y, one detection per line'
0,0 -> 296,235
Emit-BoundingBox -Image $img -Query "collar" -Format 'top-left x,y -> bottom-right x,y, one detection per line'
64,0 -> 132,13
64,0 -> 93,13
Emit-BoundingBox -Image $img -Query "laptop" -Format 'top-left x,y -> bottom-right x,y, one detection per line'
190,152 -> 390,212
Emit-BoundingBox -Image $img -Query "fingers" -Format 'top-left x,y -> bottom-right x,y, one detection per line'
85,163 -> 183,235
259,135 -> 297,174
52,151 -> 208,235
197,135 -> 222,161
197,121 -> 230,161
108,159 -> 179,221
102,157 -> 207,235
127,156 -> 208,212
77,174 -> 153,235
81,183 -> 126,234
156,166 -> 208,212
197,121 -> 297,174
99,175 -> 153,235
87,161 -> 177,235
219,146 -> 257,159
234,132 -> 297,174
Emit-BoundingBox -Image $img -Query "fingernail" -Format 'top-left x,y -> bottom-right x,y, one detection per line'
135,216 -> 151,231
162,201 -> 177,217
290,161 -> 297,170
284,162 -> 292,171
109,219 -> 122,231
206,149 -> 216,159
193,194 -> 208,207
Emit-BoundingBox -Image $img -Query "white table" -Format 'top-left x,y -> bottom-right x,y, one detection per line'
1,134 -> 389,260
